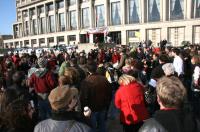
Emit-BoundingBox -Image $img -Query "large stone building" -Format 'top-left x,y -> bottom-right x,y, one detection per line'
0,35 -> 13,48
4,0 -> 200,48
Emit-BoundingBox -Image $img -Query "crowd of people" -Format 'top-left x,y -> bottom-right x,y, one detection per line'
0,42 -> 200,132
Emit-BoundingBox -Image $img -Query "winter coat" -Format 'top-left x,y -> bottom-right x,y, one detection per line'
29,68 -> 57,93
34,111 -> 91,132
80,74 -> 112,112
115,81 -> 149,125
112,53 -> 120,64
139,109 -> 200,132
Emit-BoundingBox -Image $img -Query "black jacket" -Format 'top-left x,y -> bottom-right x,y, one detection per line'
139,109 -> 200,132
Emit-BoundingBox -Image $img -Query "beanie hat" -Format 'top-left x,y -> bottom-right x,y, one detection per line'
48,86 -> 78,111
162,63 -> 175,76
37,57 -> 48,68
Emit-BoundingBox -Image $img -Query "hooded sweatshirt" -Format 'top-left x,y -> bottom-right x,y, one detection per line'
29,68 -> 57,93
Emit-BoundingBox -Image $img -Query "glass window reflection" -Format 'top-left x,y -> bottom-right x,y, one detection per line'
70,11 -> 77,30
129,0 -> 140,23
111,2 -> 121,25
96,5 -> 105,27
59,13 -> 65,31
196,0 -> 200,18
170,0 -> 184,20
148,0 -> 160,22
82,8 -> 90,28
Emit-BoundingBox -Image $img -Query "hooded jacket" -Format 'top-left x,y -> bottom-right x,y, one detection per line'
29,68 -> 57,93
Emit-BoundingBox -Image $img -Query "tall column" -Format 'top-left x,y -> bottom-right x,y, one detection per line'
187,0 -> 192,19
54,0 -> 58,32
89,0 -> 93,28
121,30 -> 127,45
64,0 -> 68,31
121,0 -> 126,25
141,0 -> 147,23
184,0 -> 187,19
44,4 -> 48,34
185,25 -> 193,43
76,0 -> 80,30
104,0 -> 109,26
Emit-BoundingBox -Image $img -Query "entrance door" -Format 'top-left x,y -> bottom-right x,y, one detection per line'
108,32 -> 121,44
93,33 -> 104,43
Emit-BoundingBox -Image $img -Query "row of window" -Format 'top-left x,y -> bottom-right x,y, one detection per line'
21,0 -> 200,22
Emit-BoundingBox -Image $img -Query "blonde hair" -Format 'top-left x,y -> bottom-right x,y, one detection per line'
118,74 -> 136,85
156,76 -> 186,108
64,67 -> 79,85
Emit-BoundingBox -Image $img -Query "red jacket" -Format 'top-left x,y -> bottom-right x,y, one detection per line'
115,81 -> 149,125
29,70 -> 57,93
112,53 -> 120,64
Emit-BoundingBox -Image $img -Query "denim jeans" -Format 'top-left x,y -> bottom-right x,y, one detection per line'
90,109 -> 107,132
38,99 -> 51,121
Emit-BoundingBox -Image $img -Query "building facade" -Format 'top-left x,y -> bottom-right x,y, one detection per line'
0,35 -> 13,48
4,0 -> 200,48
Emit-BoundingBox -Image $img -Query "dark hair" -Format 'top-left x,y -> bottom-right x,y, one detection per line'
86,61 -> 97,73
12,71 -> 26,85
159,54 -> 169,63
172,48 -> 180,55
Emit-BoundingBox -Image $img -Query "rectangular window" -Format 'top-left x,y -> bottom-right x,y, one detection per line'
69,0 -> 76,6
170,0 -> 184,20
32,19 -> 37,35
38,6 -> 44,14
49,15 -> 55,33
70,11 -> 77,30
57,0 -> 64,9
30,8 -> 36,17
40,17 -> 45,34
68,35 -> 76,41
146,29 -> 161,46
82,8 -> 90,28
57,36 -> 65,42
48,37 -> 54,43
96,5 -> 105,27
111,2 -> 121,25
23,10 -> 28,17
193,26 -> 200,44
129,0 -> 140,23
168,27 -> 185,46
192,0 -> 200,18
47,3 -> 54,11
25,21 -> 29,36
148,0 -> 160,22
59,13 -> 65,31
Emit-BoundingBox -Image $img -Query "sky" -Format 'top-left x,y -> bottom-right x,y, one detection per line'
0,0 -> 16,35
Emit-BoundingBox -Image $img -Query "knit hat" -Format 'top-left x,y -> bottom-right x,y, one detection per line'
48,86 -> 78,111
37,57 -> 48,68
162,63 -> 175,76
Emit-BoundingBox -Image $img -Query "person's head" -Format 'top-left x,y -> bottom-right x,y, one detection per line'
12,71 -> 26,85
118,74 -> 136,86
86,61 -> 97,74
48,86 -> 79,111
172,48 -> 180,56
64,67 -> 79,85
125,58 -> 132,66
156,76 -> 186,109
159,54 -> 169,64
162,63 -> 175,76
191,55 -> 200,65
37,57 -> 48,68
70,58 -> 78,67
0,89 -> 34,131
153,53 -> 159,61
58,75 -> 72,87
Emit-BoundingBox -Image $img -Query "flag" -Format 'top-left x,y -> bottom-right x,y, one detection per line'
135,31 -> 140,38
